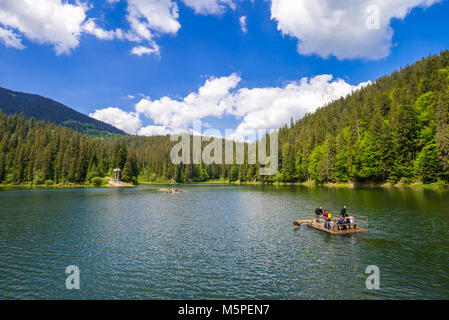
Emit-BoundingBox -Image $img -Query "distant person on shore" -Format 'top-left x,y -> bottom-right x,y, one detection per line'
323,211 -> 331,230
340,206 -> 347,218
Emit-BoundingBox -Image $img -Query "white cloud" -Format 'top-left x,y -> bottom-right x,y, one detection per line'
135,74 -> 241,129
181,0 -> 235,15
131,45 -> 160,56
130,73 -> 370,139
0,26 -> 24,49
122,0 -> 180,56
228,75 -> 370,139
89,74 -> 369,139
89,107 -> 142,134
138,125 -> 171,136
81,18 -> 121,40
270,0 -> 440,60
127,0 -> 180,37
80,1 -> 177,56
239,16 -> 247,33
0,0 -> 86,55
0,0 -> 179,56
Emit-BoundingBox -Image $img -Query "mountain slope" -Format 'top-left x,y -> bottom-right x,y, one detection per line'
275,50 -> 449,185
0,87 -> 125,137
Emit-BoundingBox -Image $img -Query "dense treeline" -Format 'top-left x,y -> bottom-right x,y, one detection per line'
276,50 -> 449,185
0,110 -> 273,185
0,112 -> 246,185
1,51 -> 449,186
0,113 -> 125,185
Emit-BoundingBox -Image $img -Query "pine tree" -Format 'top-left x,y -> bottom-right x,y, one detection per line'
229,165 -> 238,182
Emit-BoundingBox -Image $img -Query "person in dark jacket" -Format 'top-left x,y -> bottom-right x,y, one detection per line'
337,217 -> 347,230
340,206 -> 347,217
315,207 -> 323,222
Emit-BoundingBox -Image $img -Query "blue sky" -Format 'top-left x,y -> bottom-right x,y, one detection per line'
0,0 -> 448,138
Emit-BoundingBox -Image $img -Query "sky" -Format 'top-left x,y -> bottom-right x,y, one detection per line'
0,0 -> 448,139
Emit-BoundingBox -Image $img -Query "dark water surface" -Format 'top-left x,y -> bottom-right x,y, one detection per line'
0,184 -> 448,299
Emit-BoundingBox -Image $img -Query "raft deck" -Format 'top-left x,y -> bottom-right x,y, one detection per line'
294,215 -> 368,235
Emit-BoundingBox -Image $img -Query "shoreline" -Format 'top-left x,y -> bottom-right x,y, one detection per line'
1,180 -> 447,191
0,179 -> 135,190
255,181 -> 448,190
138,179 -> 448,190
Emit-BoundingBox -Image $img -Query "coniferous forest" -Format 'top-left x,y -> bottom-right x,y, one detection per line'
1,51 -> 449,186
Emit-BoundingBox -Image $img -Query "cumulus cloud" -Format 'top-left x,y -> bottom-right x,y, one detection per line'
239,16 -> 247,33
135,74 -> 241,129
181,0 -> 235,15
0,0 -> 180,56
81,18 -> 122,40
120,0 -> 180,55
127,0 -> 180,36
138,125 -> 171,136
126,74 -> 369,139
131,45 -> 160,56
90,74 -> 369,138
228,75 -> 369,139
0,0 -> 86,55
80,1 -> 178,56
270,0 -> 440,60
89,107 -> 142,134
0,26 -> 24,49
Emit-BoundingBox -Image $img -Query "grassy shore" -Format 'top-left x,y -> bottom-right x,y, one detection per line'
231,180 -> 448,190
137,179 -> 448,190
0,177 -> 134,189
0,183 -> 98,189
210,179 -> 447,190
2,179 -> 447,191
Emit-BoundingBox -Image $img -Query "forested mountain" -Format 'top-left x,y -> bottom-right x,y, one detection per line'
276,50 -> 449,185
1,51 -> 449,186
0,87 -> 125,137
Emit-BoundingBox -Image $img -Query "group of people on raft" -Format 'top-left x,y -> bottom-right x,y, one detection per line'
314,206 -> 355,230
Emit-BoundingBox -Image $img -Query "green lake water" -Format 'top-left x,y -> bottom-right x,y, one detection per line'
0,184 -> 448,299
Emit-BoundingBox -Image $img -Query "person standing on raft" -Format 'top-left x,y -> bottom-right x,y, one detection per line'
315,207 -> 323,222
323,211 -> 331,230
340,205 -> 347,218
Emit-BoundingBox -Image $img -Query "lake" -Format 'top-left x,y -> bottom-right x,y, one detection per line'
0,184 -> 448,299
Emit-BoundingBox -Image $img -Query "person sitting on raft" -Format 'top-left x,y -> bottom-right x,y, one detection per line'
337,217 -> 347,230
322,211 -> 331,230
315,207 -> 323,221
347,215 -> 355,228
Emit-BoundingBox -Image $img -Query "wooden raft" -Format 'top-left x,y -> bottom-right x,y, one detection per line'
293,216 -> 368,235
